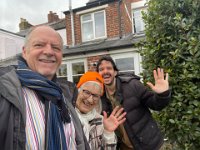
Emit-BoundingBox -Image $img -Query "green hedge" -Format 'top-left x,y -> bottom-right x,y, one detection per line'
139,0 -> 200,149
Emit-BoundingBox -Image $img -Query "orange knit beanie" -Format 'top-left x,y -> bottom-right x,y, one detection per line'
77,71 -> 104,95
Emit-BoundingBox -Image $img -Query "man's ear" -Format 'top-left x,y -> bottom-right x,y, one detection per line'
22,46 -> 27,59
114,71 -> 117,77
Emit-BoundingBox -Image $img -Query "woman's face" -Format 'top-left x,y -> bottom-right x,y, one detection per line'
76,81 -> 102,114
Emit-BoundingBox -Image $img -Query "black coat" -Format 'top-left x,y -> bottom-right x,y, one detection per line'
101,73 -> 171,150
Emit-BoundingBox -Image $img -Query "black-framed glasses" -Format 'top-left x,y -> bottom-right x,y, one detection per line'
82,89 -> 100,102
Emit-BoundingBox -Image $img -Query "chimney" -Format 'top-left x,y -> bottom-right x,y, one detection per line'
19,18 -> 33,31
48,11 -> 60,23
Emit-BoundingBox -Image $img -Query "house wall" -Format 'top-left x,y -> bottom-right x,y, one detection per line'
57,28 -> 67,45
65,0 -> 144,46
0,30 -> 24,61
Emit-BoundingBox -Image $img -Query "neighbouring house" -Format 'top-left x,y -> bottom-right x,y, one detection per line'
0,28 -> 24,66
0,11 -> 67,66
18,11 -> 67,46
59,0 -> 147,83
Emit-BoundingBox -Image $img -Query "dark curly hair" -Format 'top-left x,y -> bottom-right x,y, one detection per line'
96,55 -> 119,72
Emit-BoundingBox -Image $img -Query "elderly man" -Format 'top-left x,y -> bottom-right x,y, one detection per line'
0,26 -> 89,150
75,71 -> 126,150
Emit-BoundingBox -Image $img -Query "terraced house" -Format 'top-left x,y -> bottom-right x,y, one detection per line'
59,0 -> 147,83
0,0 -> 147,83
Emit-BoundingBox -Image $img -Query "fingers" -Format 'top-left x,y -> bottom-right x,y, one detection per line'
117,112 -> 126,122
159,68 -> 164,79
146,82 -> 154,89
110,106 -> 120,116
165,72 -> 169,81
155,68 -> 163,79
154,68 -> 166,80
112,106 -> 124,118
118,117 -> 126,125
153,69 -> 158,80
111,106 -> 126,124
103,111 -> 108,119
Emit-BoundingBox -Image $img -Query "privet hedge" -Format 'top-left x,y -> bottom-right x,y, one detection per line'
139,0 -> 200,149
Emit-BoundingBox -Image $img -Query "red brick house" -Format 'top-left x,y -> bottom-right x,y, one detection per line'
59,0 -> 147,83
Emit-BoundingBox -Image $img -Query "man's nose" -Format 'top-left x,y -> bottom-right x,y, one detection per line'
44,44 -> 54,55
102,68 -> 108,74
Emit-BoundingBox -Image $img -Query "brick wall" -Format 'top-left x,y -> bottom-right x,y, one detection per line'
121,0 -> 133,36
106,2 -> 120,38
66,14 -> 72,45
87,55 -> 102,71
65,0 -> 143,46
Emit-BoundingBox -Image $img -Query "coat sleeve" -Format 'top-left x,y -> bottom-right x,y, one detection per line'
131,79 -> 171,111
102,130 -> 117,150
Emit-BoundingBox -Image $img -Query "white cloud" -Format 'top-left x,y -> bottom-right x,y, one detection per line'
0,0 -> 89,32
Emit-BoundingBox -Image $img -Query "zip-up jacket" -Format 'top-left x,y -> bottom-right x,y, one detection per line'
101,73 -> 171,150
0,66 -> 89,150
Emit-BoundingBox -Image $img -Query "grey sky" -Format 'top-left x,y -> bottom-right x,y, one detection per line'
0,0 -> 89,33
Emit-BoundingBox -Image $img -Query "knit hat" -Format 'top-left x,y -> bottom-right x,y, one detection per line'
77,72 -> 104,95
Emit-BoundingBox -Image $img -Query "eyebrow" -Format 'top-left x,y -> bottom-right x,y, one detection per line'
83,89 -> 100,96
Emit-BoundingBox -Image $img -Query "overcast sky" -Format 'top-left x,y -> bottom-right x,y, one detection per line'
0,0 -> 89,33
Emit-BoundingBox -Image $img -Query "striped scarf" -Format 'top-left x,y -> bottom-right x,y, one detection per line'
16,57 -> 70,150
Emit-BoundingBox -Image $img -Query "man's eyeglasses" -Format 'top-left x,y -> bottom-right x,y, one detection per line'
82,89 -> 100,102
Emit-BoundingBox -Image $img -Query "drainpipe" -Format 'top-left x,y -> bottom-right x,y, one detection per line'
118,0 -> 122,39
69,0 -> 75,46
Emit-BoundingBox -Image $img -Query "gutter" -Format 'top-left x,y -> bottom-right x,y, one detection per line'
118,0 -> 122,39
69,0 -> 75,46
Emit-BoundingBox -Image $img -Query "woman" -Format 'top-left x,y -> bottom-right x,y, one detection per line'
75,72 -> 126,150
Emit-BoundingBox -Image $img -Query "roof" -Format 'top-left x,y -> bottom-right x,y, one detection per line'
63,34 -> 145,56
0,28 -> 24,37
17,19 -> 66,37
64,0 -> 116,14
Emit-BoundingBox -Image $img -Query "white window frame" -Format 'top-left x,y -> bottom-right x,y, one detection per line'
57,59 -> 87,82
81,10 -> 107,42
132,8 -> 146,34
111,52 -> 142,76
131,1 -> 147,34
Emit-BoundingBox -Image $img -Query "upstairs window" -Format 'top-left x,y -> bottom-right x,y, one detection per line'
81,10 -> 106,42
132,8 -> 146,34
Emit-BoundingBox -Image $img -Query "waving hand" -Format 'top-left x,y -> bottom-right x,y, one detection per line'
146,68 -> 169,94
103,106 -> 126,132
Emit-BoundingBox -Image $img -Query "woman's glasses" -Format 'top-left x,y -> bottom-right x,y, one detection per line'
82,89 -> 100,102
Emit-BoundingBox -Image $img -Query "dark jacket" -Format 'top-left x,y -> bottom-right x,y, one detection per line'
0,66 -> 89,150
101,73 -> 171,150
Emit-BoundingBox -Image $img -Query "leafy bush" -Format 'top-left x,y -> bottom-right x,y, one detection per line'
139,0 -> 200,149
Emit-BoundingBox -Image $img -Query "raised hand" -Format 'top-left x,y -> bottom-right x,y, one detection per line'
146,68 -> 169,94
103,106 -> 126,132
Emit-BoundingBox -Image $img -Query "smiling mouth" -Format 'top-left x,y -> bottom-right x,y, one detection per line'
103,74 -> 111,79
39,59 -> 56,63
83,100 -> 92,107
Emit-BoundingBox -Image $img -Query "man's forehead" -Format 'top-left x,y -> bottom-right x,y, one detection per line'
99,61 -> 113,67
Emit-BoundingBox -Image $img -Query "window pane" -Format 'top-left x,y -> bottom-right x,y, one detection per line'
94,11 -> 105,38
82,14 -> 91,21
82,22 -> 94,41
72,62 -> 85,75
72,62 -> 85,84
115,57 -> 135,72
73,75 -> 82,84
57,64 -> 67,77
133,10 -> 144,33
